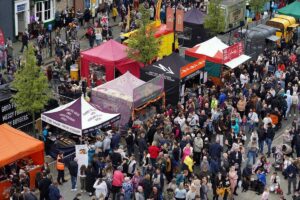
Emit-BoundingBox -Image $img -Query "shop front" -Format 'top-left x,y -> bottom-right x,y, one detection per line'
14,0 -> 30,36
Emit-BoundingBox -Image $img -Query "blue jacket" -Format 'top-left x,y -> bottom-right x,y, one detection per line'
218,93 -> 227,105
285,164 -> 298,179
49,185 -> 61,200
257,173 -> 266,186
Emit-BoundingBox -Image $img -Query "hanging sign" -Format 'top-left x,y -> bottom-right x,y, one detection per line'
166,7 -> 174,30
175,9 -> 184,32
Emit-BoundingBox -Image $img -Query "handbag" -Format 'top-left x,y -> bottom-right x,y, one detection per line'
216,187 -> 225,196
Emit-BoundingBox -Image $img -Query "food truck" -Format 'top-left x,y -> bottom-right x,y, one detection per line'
266,15 -> 298,43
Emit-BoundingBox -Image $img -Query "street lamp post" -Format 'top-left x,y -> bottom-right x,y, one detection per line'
172,0 -> 178,52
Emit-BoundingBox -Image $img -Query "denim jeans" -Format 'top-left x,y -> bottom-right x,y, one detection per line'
247,150 -> 257,165
265,138 -> 273,156
71,176 -> 77,189
259,140 -> 265,154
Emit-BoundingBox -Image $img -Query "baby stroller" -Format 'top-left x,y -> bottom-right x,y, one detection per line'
272,146 -> 284,171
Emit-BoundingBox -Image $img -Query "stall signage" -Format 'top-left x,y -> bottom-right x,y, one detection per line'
0,99 -> 31,128
180,59 -> 205,79
17,4 -> 26,12
223,42 -> 244,63
166,7 -> 174,30
175,9 -> 184,32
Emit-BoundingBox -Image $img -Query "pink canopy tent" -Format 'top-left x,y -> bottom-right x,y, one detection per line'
80,40 -> 142,85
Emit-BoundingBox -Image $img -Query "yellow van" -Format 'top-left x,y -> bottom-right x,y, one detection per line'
266,15 -> 298,43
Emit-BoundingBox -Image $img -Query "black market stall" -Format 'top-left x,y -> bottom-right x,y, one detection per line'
181,8 -> 209,47
41,96 -> 120,158
140,53 -> 205,106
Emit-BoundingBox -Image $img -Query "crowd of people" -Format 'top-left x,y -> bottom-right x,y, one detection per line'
27,41 -> 300,200
3,1 -> 300,200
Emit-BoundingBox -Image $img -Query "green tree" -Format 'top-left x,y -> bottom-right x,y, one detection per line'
204,0 -> 226,34
249,0 -> 268,19
126,5 -> 160,65
11,44 -> 51,136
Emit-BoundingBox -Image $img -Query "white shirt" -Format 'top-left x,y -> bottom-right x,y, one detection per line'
263,117 -> 272,129
93,180 -> 108,198
248,112 -> 259,124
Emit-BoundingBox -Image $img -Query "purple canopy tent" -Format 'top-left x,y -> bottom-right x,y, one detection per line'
41,96 -> 120,135
91,72 -> 164,126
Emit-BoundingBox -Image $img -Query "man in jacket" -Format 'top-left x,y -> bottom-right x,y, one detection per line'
137,133 -> 147,162
265,123 -> 275,157
193,133 -> 203,165
68,157 -> 79,191
285,162 -> 298,195
38,172 -> 52,200
20,31 -> 29,53
49,182 -> 62,200
209,138 -> 223,161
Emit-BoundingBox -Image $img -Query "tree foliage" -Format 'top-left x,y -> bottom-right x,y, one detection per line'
11,44 -> 51,133
126,5 -> 160,65
204,0 -> 226,34
249,0 -> 268,15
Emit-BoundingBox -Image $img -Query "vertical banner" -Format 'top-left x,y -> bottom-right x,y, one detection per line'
175,9 -> 184,32
166,7 -> 174,30
155,0 -> 162,21
75,145 -> 89,174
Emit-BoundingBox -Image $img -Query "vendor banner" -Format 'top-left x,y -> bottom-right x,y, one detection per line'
175,9 -> 184,32
133,76 -> 164,108
75,145 -> 89,173
222,42 -> 244,63
180,58 -> 205,80
166,7 -> 174,30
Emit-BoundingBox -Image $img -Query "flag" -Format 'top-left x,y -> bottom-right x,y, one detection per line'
175,9 -> 184,32
155,0 -> 162,21
166,7 -> 174,30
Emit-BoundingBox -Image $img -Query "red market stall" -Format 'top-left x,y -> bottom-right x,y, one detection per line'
80,40 -> 142,86
185,37 -> 251,85
0,124 -> 44,199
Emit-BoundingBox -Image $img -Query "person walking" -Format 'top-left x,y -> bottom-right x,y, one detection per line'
112,166 -> 124,200
93,177 -> 108,199
284,161 -> 298,195
68,157 -> 79,191
49,182 -> 62,200
20,31 -> 29,53
38,172 -> 52,200
56,152 -> 66,185
79,165 -> 87,192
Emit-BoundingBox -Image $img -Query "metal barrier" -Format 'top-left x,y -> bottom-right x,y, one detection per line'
47,152 -> 76,177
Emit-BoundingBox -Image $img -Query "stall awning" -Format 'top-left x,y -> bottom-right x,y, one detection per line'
224,54 -> 251,69
41,96 -> 121,135
266,35 -> 280,42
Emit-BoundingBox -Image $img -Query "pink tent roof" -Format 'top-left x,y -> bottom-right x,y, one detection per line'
92,71 -> 145,102
81,40 -> 129,63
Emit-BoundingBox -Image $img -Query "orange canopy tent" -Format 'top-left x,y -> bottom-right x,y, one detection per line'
0,124 -> 44,167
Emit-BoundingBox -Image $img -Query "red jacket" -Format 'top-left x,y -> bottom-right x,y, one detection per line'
148,145 -> 160,159
112,170 -> 124,187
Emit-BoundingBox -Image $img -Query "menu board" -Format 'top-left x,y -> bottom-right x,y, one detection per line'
0,98 -> 31,128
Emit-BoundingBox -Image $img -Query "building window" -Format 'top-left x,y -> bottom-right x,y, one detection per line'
44,0 -> 51,20
35,0 -> 54,22
36,2 -> 43,22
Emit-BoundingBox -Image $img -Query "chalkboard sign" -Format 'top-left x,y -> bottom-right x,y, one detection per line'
0,98 -> 31,128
